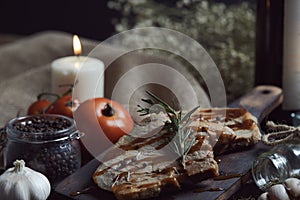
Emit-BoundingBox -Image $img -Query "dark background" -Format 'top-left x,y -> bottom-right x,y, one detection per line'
0,0 -> 116,41
0,0 -> 285,102
0,0 -> 255,41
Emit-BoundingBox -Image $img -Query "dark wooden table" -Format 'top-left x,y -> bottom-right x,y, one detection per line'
49,86 -> 285,200
48,181 -> 262,200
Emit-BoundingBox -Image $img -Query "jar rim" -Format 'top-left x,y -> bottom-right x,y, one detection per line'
252,150 -> 291,191
6,114 -> 78,143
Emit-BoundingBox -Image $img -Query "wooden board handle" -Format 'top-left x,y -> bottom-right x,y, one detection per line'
229,85 -> 283,123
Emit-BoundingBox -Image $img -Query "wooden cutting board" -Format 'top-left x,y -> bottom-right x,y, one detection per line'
54,85 -> 283,200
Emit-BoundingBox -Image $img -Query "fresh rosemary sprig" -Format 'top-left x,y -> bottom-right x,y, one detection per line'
171,106 -> 199,169
137,91 -> 181,131
137,91 -> 199,169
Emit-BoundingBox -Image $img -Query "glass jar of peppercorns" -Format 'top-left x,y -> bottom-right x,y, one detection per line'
3,114 -> 83,185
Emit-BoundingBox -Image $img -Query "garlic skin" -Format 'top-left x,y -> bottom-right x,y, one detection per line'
268,184 -> 290,200
0,160 -> 51,200
258,192 -> 268,200
284,177 -> 300,198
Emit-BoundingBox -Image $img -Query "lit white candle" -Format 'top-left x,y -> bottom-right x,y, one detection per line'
51,35 -> 105,102
282,0 -> 300,110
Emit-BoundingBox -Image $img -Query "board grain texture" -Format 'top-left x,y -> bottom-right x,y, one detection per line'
55,85 -> 283,200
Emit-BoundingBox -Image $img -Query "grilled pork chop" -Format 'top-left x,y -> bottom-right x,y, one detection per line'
192,108 -> 261,155
93,108 -> 260,200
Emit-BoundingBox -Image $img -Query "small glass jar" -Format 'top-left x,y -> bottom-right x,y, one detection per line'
2,114 -> 83,185
252,143 -> 300,191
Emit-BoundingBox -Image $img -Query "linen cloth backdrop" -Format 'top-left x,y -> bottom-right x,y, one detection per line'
0,31 -> 209,127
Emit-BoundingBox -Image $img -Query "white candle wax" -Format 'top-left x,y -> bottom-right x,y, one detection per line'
51,56 -> 105,102
282,0 -> 300,110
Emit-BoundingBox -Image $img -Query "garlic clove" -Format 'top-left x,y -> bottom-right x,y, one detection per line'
258,192 -> 268,200
284,177 -> 300,198
268,184 -> 290,200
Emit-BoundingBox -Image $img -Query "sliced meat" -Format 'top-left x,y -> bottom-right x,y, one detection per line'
93,130 -> 218,199
93,107 -> 260,200
191,108 -> 261,155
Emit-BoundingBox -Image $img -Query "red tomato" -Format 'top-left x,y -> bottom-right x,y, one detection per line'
27,99 -> 52,115
75,98 -> 134,143
50,95 -> 78,118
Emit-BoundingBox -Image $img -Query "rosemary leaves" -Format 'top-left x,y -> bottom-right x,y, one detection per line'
137,91 -> 199,169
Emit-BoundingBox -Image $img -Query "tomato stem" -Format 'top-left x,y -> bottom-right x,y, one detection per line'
59,81 -> 77,97
102,103 -> 115,117
42,82 -> 77,114
37,92 -> 60,100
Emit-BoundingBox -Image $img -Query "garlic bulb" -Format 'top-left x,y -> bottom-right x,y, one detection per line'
284,177 -> 300,198
257,192 -> 268,200
0,160 -> 51,200
268,184 -> 290,200
258,177 -> 300,200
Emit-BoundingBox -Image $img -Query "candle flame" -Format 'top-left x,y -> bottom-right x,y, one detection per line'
73,35 -> 82,56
